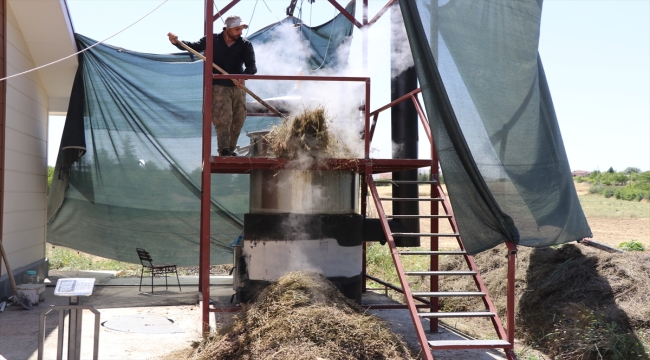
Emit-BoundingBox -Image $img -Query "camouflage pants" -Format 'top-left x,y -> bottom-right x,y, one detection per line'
212,84 -> 246,153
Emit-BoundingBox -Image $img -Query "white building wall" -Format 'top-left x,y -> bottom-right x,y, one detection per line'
3,5 -> 48,270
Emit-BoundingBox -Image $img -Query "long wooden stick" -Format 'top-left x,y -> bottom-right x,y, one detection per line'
175,40 -> 286,119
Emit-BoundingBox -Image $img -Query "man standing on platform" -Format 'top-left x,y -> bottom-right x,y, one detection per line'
168,15 -> 257,156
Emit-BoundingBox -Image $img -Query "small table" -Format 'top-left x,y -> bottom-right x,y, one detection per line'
39,278 -> 100,360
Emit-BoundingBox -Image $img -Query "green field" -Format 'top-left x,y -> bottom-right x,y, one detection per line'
578,192 -> 650,219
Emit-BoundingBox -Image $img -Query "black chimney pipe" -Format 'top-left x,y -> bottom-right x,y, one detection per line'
390,3 -> 420,247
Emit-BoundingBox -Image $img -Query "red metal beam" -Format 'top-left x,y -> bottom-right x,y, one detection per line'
367,0 -> 397,27
213,0 -> 240,22
436,184 -> 512,347
0,0 -> 6,278
200,0 -> 215,335
368,113 -> 379,142
413,95 -> 432,145
210,157 -> 433,174
214,74 -> 369,82
364,79 -> 371,158
367,176 -> 433,360
367,88 -> 422,149
505,241 -> 518,347
414,92 -> 437,326
427,102 -> 440,333
364,274 -> 431,305
369,88 -> 422,117
326,0 -> 363,29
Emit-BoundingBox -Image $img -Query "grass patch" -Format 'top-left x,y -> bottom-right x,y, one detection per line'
47,245 -> 233,276
618,240 -> 646,252
47,244 -> 141,276
577,192 -> 650,219
365,242 -> 437,302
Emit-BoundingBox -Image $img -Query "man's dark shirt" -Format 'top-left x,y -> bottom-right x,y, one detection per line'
176,32 -> 257,86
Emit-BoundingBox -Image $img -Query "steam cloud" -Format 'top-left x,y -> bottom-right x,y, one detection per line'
246,21 -> 366,160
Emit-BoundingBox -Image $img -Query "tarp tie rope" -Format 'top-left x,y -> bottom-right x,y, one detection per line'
0,0 -> 169,82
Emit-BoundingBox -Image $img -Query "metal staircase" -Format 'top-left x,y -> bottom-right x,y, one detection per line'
365,176 -> 517,360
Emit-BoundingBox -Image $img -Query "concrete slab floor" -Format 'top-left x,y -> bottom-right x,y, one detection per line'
0,271 -> 507,360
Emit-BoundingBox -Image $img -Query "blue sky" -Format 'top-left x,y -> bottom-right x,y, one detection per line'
48,0 -> 650,172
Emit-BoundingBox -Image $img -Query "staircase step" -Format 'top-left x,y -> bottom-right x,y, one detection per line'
399,251 -> 467,255
387,215 -> 452,219
379,197 -> 443,201
375,180 -> 438,184
412,291 -> 485,297
428,340 -> 511,349
391,232 -> 460,237
405,271 -> 476,276
418,311 -> 495,318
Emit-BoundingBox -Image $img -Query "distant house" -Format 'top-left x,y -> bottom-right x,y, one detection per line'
0,1 -> 77,299
571,170 -> 591,178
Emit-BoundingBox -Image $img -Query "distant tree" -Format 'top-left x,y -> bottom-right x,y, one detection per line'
639,171 -> 650,184
607,166 -> 615,173
601,172 -> 613,186
623,167 -> 641,175
613,172 -> 628,186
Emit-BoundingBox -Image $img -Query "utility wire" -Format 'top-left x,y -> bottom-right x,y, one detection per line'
0,0 -> 169,82
245,0 -> 260,37
213,2 -> 226,25
262,0 -> 284,24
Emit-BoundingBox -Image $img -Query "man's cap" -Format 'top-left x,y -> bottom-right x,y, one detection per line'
225,16 -> 248,29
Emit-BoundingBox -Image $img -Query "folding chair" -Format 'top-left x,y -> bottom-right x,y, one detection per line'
136,248 -> 181,293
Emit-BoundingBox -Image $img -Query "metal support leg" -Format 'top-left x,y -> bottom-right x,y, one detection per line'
38,304 -> 100,360
67,296 -> 82,360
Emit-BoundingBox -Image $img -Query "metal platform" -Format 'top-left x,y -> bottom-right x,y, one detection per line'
210,156 -> 433,174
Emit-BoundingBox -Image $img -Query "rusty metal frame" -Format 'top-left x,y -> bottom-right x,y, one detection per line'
361,85 -> 517,357
200,2 -> 518,358
210,157 -> 431,173
367,175 -> 434,360
437,184 -> 517,357
213,0 -> 394,30
0,0 -> 6,278
199,0 -> 215,334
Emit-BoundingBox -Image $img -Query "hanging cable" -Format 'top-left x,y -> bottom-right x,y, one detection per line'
213,2 -> 226,25
261,0 -> 284,24
245,0 -> 260,37
307,0 -> 312,50
310,5 -> 337,71
0,0 -> 169,82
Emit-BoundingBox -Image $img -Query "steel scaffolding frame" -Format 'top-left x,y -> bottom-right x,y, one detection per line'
197,1 -> 517,359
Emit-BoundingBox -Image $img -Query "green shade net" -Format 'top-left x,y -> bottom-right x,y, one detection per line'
400,0 -> 592,254
248,0 -> 355,72
47,3 -> 355,266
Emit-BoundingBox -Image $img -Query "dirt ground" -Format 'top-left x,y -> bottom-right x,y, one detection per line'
586,217 -> 650,248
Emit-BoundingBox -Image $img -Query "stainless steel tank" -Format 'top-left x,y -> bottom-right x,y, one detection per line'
249,169 -> 359,214
236,134 -> 363,303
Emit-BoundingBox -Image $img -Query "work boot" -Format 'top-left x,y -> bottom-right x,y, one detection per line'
220,149 -> 231,156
